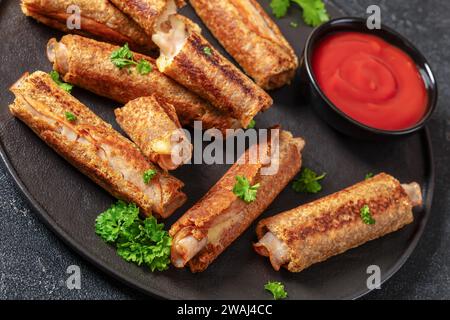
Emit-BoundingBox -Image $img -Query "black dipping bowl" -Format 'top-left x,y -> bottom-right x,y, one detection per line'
300,17 -> 438,140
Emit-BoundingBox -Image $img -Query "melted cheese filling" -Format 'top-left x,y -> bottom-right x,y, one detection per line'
151,138 -> 172,154
154,131 -> 192,170
152,0 -> 188,71
207,201 -> 245,244
171,200 -> 247,267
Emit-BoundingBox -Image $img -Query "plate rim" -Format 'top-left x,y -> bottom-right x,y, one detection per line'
0,0 -> 435,300
0,126 -> 435,300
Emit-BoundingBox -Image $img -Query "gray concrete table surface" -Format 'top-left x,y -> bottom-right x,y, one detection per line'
0,0 -> 449,300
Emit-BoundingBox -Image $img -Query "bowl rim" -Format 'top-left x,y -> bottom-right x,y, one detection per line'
303,16 -> 438,136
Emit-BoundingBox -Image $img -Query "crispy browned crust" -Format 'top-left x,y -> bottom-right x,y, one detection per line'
115,96 -> 191,169
160,31 -> 273,128
189,0 -> 298,90
170,130 -> 305,272
109,0 -> 167,36
175,0 -> 186,7
49,35 -> 239,131
175,14 -> 202,34
21,0 -> 153,52
255,173 -> 415,272
9,71 -> 186,219
109,0 -> 196,36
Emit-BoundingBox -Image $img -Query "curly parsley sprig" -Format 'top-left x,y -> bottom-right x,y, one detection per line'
270,0 -> 330,27
143,169 -> 157,184
292,168 -> 326,194
360,204 -> 376,225
50,70 -> 73,93
265,281 -> 288,300
65,111 -> 77,122
233,176 -> 260,203
110,44 -> 153,75
365,172 -> 374,180
247,119 -> 256,129
95,201 -> 171,271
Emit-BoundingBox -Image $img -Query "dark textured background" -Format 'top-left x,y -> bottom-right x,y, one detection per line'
0,0 -> 448,299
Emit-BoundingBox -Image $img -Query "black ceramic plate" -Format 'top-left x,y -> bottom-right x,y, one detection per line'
0,0 -> 434,299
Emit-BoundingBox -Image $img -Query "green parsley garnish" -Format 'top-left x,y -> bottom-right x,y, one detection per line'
270,0 -> 330,27
203,46 -> 212,56
95,201 -> 172,271
143,169 -> 157,184
365,172 -> 374,180
292,168 -> 326,193
65,111 -> 77,122
136,59 -> 153,75
290,21 -> 299,28
247,119 -> 256,129
265,281 -> 288,300
270,0 -> 290,18
110,44 -> 153,75
233,176 -> 260,203
110,43 -> 134,69
50,70 -> 73,93
360,204 -> 375,225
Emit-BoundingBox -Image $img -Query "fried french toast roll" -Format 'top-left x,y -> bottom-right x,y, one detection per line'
254,173 -> 423,272
9,71 -> 186,219
109,0 -> 199,37
189,0 -> 298,90
170,130 -> 305,272
21,0 -> 153,52
115,96 -> 192,171
152,14 -> 273,128
47,35 -> 238,131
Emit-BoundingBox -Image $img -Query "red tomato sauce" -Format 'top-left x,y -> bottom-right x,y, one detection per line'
312,32 -> 428,130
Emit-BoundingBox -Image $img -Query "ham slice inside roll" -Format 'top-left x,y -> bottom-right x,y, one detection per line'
253,232 -> 289,271
171,202 -> 247,268
172,227 -> 208,268
401,182 -> 423,207
11,77 -> 162,210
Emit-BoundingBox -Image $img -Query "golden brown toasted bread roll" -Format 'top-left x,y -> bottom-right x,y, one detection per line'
254,173 -> 423,272
109,0 -> 199,37
47,35 -> 239,132
21,0 -> 153,52
170,129 -> 305,272
115,96 -> 192,171
189,0 -> 298,90
9,71 -> 186,219
152,15 -> 273,128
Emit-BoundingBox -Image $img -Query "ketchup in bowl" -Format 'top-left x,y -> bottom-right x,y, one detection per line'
312,32 -> 428,131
